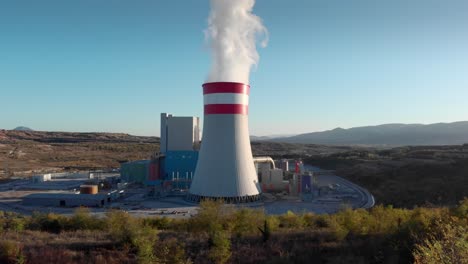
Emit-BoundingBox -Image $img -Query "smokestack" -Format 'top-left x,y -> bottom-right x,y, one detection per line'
187,82 -> 261,203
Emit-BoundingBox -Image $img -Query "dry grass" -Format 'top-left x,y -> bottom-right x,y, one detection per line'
0,130 -> 158,177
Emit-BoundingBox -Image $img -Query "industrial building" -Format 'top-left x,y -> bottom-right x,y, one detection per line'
160,113 -> 200,153
254,157 -> 288,192
120,104 -> 318,203
23,193 -> 110,207
32,174 -> 52,183
121,113 -> 200,192
31,172 -> 93,183
121,160 -> 155,184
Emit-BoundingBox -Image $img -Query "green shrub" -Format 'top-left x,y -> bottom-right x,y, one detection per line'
230,208 -> 266,238
0,211 -> 4,232
27,212 -> 67,234
301,212 -> 317,228
0,212 -> 26,233
277,211 -> 305,229
453,197 -> 468,219
5,217 -> 25,232
154,238 -> 191,264
413,222 -> 468,264
143,216 -> 173,230
67,207 -> 104,231
106,210 -> 140,244
142,216 -> 189,232
265,215 -> 280,232
367,205 -> 411,234
188,199 -> 227,233
332,208 -> 370,235
0,240 -> 25,264
326,217 -> 349,241
132,226 -> 158,264
105,210 -> 159,263
314,214 -> 330,228
208,229 -> 231,264
404,207 -> 448,236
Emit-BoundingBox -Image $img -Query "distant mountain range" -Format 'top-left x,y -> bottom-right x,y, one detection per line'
1,130 -> 156,144
257,121 -> 468,146
250,134 -> 296,141
13,126 -> 33,131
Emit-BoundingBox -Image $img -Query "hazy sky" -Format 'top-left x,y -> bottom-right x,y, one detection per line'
1,0 -> 467,136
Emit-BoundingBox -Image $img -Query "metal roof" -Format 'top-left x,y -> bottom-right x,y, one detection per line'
24,193 -> 108,200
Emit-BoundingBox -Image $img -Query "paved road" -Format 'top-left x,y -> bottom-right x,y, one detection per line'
320,175 -> 375,209
0,172 -> 374,217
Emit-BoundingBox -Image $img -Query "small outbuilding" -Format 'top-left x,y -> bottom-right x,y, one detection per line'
32,174 -> 52,183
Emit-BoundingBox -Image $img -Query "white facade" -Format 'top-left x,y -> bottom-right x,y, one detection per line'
280,159 -> 289,172
260,168 -> 288,192
32,174 -> 52,183
160,113 -> 200,153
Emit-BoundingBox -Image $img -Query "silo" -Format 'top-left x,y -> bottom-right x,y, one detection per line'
80,185 -> 98,195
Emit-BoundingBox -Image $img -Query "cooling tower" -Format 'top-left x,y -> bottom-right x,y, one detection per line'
187,82 -> 261,203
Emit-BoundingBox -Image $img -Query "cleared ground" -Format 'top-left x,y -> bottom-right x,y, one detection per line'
0,173 -> 374,217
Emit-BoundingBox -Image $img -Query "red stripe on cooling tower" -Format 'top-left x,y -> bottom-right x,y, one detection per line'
203,82 -> 250,95
204,104 -> 248,115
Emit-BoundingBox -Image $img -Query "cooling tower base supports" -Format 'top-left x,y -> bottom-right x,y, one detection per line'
186,193 -> 262,204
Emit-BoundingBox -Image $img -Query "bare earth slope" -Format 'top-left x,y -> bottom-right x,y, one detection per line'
0,130 -> 159,178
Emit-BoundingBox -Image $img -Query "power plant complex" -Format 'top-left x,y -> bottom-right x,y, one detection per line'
116,79 -> 335,205
121,82 -> 298,203
10,88 -> 374,212
8,82 -> 374,212
10,82 -> 374,212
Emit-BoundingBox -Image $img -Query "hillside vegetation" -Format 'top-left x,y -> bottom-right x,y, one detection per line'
0,130 -> 159,178
0,199 -> 467,264
304,145 -> 468,207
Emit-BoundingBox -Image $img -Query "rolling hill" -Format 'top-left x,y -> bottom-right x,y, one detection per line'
272,121 -> 468,146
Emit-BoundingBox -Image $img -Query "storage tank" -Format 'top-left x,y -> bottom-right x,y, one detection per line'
80,185 -> 98,195
280,159 -> 289,172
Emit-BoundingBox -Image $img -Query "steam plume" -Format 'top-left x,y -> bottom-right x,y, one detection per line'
206,0 -> 268,84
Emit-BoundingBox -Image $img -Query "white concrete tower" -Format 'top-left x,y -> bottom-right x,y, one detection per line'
188,82 -> 261,203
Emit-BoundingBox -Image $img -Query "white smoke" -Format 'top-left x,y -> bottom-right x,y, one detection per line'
205,0 -> 268,84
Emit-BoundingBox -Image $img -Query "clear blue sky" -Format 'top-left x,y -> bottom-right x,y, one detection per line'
1,0 -> 467,136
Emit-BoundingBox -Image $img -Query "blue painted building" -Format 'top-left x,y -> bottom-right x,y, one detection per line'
121,113 -> 200,190
162,150 -> 198,189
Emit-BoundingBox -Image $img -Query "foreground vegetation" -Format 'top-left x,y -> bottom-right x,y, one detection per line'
1,199 -> 467,264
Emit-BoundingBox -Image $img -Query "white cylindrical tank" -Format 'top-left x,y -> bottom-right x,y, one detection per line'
280,159 -> 289,172
188,82 -> 261,203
